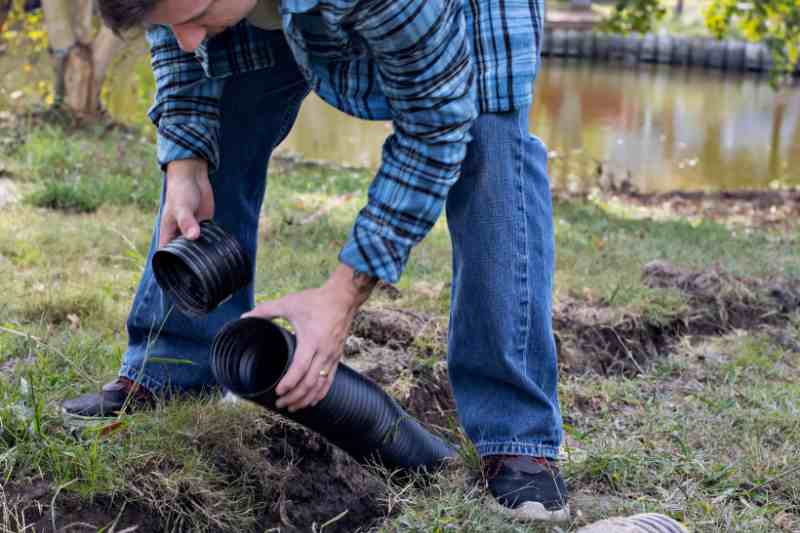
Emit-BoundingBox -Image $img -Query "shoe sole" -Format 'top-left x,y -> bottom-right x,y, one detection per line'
491,499 -> 571,523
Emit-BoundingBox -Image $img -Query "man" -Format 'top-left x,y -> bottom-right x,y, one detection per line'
63,0 -> 568,522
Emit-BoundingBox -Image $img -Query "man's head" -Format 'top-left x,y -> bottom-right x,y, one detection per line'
99,0 -> 257,52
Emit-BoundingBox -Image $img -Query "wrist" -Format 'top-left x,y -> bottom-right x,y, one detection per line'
324,263 -> 377,310
166,158 -> 208,179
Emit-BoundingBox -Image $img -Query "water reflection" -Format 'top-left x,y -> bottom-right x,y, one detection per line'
2,45 -> 797,193
280,60 -> 800,192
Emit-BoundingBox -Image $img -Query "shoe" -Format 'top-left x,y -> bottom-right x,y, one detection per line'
482,455 -> 570,523
62,377 -> 156,417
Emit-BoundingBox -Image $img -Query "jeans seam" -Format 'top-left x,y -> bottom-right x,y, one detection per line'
514,113 -> 531,377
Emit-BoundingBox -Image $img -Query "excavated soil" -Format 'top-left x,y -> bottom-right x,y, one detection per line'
202,420 -> 389,532
556,261 -> 800,375
2,479 -> 158,533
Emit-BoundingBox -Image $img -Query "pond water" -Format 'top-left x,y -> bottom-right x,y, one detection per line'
280,61 -> 800,193
2,45 -> 798,193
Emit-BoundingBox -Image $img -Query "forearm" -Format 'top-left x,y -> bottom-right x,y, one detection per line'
147,25 -> 225,171
323,263 -> 378,312
338,0 -> 477,283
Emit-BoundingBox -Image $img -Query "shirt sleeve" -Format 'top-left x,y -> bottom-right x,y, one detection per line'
338,0 -> 478,283
146,25 -> 226,171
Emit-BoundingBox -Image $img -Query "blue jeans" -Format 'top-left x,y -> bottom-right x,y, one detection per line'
120,31 -> 563,459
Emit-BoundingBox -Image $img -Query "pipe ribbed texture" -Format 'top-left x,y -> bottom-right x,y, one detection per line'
152,220 -> 251,316
211,317 -> 456,472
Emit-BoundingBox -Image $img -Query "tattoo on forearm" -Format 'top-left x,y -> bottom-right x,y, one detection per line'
352,271 -> 378,296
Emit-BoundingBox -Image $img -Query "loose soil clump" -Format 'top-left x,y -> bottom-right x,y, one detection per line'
556,261 -> 800,375
346,309 -> 457,432
201,420 -> 388,532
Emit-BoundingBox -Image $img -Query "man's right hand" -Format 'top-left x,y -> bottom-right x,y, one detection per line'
159,158 -> 215,248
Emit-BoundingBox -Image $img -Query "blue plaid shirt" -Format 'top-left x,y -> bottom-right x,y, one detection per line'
147,0 -> 544,283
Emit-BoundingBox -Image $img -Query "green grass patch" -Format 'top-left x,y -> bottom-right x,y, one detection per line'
0,120 -> 799,531
16,124 -> 161,212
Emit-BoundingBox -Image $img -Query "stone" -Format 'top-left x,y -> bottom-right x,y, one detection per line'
0,177 -> 18,207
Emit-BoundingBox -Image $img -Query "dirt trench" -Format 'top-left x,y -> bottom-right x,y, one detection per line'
556,260 -> 800,375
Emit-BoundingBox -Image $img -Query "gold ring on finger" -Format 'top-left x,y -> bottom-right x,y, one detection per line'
319,369 -> 329,377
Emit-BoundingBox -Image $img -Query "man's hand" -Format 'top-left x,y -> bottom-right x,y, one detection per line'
159,158 -> 215,248
242,264 -> 377,412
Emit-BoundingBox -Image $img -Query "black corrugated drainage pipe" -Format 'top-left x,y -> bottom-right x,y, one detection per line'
152,220 -> 251,316
211,317 -> 457,472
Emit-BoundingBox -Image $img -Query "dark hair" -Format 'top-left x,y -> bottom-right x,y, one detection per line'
97,0 -> 160,34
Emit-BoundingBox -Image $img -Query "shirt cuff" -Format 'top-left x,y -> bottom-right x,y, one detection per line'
338,213 -> 414,284
156,121 -> 221,172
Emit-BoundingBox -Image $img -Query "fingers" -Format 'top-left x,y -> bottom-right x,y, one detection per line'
158,214 -> 179,249
285,349 -> 336,412
275,334 -> 315,402
311,362 -> 336,407
242,299 -> 285,320
275,337 -> 340,412
175,206 -> 200,240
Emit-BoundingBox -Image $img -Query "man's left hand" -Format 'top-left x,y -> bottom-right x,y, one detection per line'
242,264 -> 377,412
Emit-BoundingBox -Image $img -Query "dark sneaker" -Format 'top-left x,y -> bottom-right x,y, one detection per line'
62,377 -> 156,417
482,455 -> 570,523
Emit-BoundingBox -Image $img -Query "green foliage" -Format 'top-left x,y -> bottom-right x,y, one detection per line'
17,124 -> 162,212
603,0 -> 800,80
0,0 -> 47,52
705,0 -> 800,75
600,0 -> 668,34
26,179 -> 101,212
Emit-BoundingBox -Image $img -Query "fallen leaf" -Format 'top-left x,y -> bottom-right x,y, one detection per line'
413,281 -> 445,298
67,313 -> 80,330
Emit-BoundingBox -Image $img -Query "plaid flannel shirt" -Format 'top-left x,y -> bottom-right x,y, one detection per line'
147,0 -> 544,283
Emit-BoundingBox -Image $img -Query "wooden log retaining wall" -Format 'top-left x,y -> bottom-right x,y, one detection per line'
541,29 -> 800,75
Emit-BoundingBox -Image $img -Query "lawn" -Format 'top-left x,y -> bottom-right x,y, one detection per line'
1,116 -> 798,532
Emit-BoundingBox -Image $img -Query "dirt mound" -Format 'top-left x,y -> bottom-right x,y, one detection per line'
346,309 -> 457,431
403,362 -> 457,432
556,261 -> 800,375
205,420 -> 388,532
350,308 -> 429,348
2,479 -> 158,533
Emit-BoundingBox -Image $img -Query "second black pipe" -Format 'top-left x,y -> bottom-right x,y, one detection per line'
211,317 -> 456,472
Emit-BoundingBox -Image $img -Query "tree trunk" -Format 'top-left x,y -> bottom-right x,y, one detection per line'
41,0 -> 124,119
768,95 -> 786,180
674,0 -> 684,18
0,0 -> 11,33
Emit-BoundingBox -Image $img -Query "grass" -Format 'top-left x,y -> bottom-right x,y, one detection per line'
0,121 -> 798,532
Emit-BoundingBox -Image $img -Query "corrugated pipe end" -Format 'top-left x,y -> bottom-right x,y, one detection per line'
152,220 -> 251,316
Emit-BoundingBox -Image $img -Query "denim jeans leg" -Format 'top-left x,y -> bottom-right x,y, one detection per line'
119,34 -> 310,393
446,106 -> 563,459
